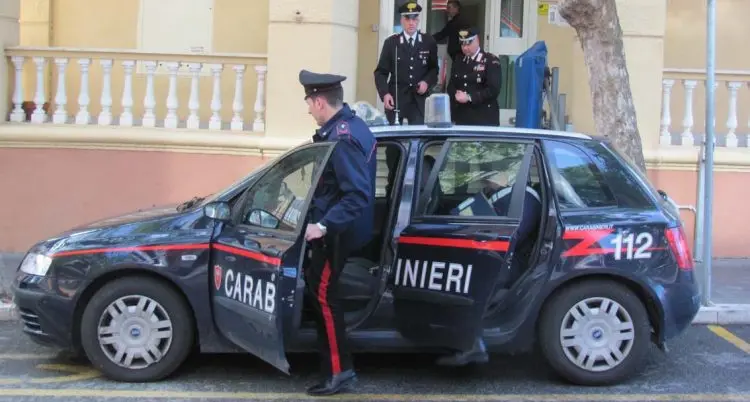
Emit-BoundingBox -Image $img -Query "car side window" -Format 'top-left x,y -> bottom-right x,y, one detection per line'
543,140 -> 618,209
419,140 -> 528,217
239,145 -> 330,232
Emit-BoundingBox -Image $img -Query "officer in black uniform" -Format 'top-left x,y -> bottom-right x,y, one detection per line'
446,27 -> 502,126
374,1 -> 439,125
298,69 -> 378,396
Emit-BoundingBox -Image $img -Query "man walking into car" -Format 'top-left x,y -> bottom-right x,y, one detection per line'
298,69 -> 377,396
374,1 -> 438,125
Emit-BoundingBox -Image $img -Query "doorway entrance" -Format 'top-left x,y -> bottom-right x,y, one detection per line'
377,0 -> 538,126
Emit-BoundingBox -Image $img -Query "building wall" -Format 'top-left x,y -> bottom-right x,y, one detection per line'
663,0 -> 750,136
18,0 -> 269,125
0,147 -> 269,252
535,12 -> 577,128
356,0 -> 380,106
1,0 -> 20,120
0,146 -> 748,258
16,0 -> 750,136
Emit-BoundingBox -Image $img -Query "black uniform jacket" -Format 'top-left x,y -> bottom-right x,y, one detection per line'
374,31 -> 439,106
447,49 -> 502,125
309,104 -> 378,251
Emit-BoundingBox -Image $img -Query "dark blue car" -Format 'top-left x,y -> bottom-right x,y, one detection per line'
12,97 -> 700,387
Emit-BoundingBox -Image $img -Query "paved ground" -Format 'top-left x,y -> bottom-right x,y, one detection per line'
4,254 -> 749,304
0,322 -> 744,401
709,259 -> 750,304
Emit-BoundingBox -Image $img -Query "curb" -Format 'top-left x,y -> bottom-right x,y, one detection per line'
0,302 -> 747,324
0,303 -> 16,321
691,303 -> 750,325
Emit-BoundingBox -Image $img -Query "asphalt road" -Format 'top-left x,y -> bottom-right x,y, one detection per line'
0,323 -> 746,401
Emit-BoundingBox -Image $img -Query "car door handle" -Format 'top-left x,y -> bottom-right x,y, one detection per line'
224,255 -> 237,262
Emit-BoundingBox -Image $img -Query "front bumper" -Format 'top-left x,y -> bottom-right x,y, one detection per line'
12,273 -> 77,350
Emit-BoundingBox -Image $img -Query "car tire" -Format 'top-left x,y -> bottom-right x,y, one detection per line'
79,276 -> 195,382
537,280 -> 651,386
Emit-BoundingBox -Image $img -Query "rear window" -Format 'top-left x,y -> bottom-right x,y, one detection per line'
543,140 -> 655,210
543,140 -> 617,209
582,141 -> 657,209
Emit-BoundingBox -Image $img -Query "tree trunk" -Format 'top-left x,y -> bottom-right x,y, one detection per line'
558,0 -> 646,172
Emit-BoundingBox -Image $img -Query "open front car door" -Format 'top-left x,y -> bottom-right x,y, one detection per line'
391,138 -> 535,352
210,142 -> 336,373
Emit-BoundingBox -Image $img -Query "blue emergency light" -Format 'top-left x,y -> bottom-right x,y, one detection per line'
424,93 -> 453,128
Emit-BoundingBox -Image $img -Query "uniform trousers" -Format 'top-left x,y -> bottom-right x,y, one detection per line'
385,92 -> 426,125
304,235 -> 353,377
452,102 -> 500,126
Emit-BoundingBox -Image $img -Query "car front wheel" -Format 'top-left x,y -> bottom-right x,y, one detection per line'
79,276 -> 195,382
538,280 -> 651,385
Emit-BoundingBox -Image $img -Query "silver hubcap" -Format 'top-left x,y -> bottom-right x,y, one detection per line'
559,297 -> 635,372
97,295 -> 173,369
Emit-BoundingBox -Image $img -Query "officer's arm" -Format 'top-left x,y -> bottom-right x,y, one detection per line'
374,39 -> 393,100
469,56 -> 502,104
432,23 -> 449,42
424,38 -> 439,88
319,140 -> 373,234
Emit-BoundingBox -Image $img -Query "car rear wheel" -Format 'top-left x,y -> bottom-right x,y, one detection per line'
538,280 -> 650,385
80,277 -> 195,382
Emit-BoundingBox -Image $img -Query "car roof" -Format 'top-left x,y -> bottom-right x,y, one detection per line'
369,124 -> 600,142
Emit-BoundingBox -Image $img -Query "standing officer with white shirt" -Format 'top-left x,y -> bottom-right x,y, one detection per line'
374,1 -> 438,125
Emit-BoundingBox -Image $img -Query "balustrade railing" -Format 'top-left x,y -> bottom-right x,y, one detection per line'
660,68 -> 750,147
4,47 -> 267,132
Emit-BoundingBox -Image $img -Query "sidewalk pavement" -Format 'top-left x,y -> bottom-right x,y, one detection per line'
0,252 -> 748,322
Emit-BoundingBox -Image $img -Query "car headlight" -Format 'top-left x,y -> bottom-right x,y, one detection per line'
19,253 -> 53,276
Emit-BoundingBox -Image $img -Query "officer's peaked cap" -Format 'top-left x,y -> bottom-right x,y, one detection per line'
399,1 -> 422,17
299,69 -> 346,99
458,27 -> 479,44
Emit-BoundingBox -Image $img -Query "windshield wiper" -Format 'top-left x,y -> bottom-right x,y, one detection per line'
176,196 -> 206,212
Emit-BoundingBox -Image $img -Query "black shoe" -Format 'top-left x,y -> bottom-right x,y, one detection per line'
436,338 -> 489,367
306,369 -> 358,396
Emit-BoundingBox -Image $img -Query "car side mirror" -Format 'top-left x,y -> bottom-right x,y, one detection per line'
203,201 -> 232,222
247,209 -> 280,230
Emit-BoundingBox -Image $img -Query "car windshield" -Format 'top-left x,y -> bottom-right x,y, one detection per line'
199,160 -> 275,205
190,140 -> 314,208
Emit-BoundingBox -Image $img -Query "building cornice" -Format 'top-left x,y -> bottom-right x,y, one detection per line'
0,124 -> 308,158
644,146 -> 750,172
2,124 -> 750,173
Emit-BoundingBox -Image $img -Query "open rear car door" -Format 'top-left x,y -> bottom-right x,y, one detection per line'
390,139 -> 535,352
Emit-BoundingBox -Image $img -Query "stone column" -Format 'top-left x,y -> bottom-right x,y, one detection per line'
568,0 -> 667,151
264,0 -> 360,139
20,0 -> 51,105
0,0 -> 20,122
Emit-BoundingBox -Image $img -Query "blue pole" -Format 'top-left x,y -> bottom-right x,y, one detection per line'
701,0 -> 716,306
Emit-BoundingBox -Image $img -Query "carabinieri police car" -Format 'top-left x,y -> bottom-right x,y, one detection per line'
12,95 -> 700,387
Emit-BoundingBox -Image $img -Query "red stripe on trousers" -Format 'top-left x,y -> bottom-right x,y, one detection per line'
318,260 -> 341,375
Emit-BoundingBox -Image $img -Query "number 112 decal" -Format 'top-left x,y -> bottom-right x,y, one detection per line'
561,227 -> 662,259
612,232 -> 653,260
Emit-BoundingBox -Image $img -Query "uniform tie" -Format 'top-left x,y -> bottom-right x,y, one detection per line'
408,37 -> 414,47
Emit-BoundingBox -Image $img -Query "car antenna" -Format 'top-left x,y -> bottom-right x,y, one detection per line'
394,33 -> 401,126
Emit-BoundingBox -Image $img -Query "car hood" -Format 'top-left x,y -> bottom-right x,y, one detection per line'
68,204 -> 184,232
33,203 -> 203,254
